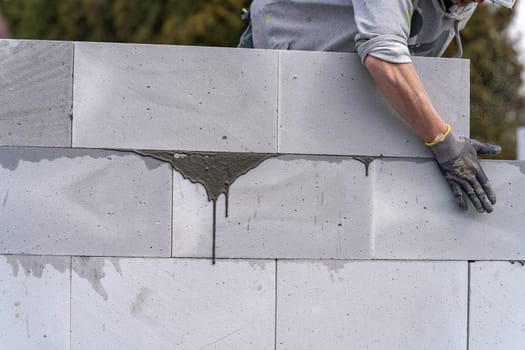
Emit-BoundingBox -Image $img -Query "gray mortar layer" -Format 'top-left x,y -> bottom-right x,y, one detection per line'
379,157 -> 433,164
278,154 -> 346,164
134,150 -> 276,264
134,150 -> 275,203
0,146 -> 163,171
5,255 -> 69,278
352,156 -> 379,177
72,257 -> 111,301
4,255 -> 123,301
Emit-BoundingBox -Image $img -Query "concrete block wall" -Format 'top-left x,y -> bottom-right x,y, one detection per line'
1,39 -> 524,349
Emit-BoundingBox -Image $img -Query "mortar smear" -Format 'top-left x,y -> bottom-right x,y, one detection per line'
134,150 -> 274,263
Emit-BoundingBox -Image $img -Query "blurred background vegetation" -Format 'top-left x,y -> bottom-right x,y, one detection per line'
0,0 -> 523,159
0,0 -> 250,46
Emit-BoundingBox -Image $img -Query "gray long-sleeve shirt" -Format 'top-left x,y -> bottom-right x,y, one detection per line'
244,0 -> 477,63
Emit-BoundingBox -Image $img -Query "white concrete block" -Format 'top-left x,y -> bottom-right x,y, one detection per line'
0,147 -> 172,256
71,257 -> 275,350
372,160 -> 525,260
73,43 -> 278,152
172,169 -> 213,257
278,51 -> 469,156
0,255 -> 70,350
277,260 -> 468,350
0,40 -> 73,147
213,155 -> 373,259
469,261 -> 525,350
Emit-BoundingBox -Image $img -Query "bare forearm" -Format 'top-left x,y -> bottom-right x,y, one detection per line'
364,55 -> 448,142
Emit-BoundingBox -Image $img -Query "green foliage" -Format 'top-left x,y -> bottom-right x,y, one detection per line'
0,0 -> 250,46
1,1 -> 523,158
445,5 -> 525,159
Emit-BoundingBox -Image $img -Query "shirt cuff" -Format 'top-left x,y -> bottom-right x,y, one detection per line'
357,35 -> 412,64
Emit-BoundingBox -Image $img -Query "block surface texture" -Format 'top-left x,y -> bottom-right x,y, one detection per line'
469,261 -> 525,350
276,260 -> 468,350
278,51 -> 470,156
2,40 -> 524,349
0,40 -> 73,147
173,155 -> 373,259
73,42 -> 278,152
0,255 -> 70,350
0,147 -> 172,256
172,168 -> 214,257
71,257 -> 276,350
372,160 -> 525,260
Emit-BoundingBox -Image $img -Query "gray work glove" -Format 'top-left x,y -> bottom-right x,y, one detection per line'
429,132 -> 501,213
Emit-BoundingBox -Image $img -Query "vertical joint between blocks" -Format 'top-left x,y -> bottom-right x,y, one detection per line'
70,42 -> 75,148
274,259 -> 278,350
466,261 -> 471,350
69,256 -> 73,349
276,51 -> 280,153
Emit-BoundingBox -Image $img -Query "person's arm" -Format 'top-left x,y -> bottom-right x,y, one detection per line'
351,0 -> 500,213
364,54 -> 501,213
364,56 -> 448,142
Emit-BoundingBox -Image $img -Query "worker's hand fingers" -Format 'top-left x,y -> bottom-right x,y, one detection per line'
446,178 -> 468,211
469,176 -> 494,213
436,150 -> 493,213
475,166 -> 496,205
468,138 -> 502,156
430,132 -> 497,213
456,177 -> 485,213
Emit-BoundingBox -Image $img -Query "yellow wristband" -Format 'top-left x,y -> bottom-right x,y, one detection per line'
425,124 -> 451,146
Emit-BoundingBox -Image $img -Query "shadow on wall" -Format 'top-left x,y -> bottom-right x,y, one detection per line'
0,11 -> 10,38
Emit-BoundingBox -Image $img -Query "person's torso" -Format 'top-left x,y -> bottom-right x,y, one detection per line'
249,0 -> 476,57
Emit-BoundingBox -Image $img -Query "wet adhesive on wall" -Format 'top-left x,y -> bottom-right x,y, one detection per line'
134,150 -> 274,264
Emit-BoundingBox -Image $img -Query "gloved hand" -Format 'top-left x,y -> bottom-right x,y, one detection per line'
429,130 -> 501,213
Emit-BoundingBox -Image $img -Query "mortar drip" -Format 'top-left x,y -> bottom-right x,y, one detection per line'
352,156 -> 379,176
134,150 -> 274,264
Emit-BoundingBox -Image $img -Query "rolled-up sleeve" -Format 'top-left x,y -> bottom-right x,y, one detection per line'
352,0 -> 414,64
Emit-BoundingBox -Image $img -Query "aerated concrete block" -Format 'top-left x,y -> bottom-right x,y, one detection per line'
71,257 -> 275,350
173,155 -> 373,259
276,260 -> 468,350
172,169 -> 214,258
0,255 -> 70,350
0,147 -> 172,256
217,156 -> 372,258
278,51 -> 469,156
0,40 -> 73,147
372,160 -> 525,260
469,261 -> 525,350
73,43 -> 278,152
